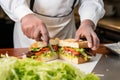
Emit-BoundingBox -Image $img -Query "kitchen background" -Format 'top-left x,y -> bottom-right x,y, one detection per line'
0,0 -> 120,48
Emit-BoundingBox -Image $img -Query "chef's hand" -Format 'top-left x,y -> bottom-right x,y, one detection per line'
75,19 -> 100,50
21,14 -> 50,45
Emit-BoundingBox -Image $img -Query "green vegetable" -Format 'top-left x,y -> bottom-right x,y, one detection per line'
30,47 -> 41,51
76,48 -> 88,60
59,47 -> 89,60
0,57 -> 100,80
40,51 -> 57,57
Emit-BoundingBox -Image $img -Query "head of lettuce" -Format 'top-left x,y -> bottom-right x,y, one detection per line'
0,57 -> 100,80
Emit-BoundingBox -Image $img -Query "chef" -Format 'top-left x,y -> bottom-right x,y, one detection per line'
0,0 -> 105,50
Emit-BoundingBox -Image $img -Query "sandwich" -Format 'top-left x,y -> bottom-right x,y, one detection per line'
26,38 -> 95,64
26,38 -> 59,62
58,39 -> 95,64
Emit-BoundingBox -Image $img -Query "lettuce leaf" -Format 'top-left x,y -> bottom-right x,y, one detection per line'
0,57 -> 100,80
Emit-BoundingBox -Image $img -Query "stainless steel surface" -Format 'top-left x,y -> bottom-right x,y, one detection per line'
105,43 -> 120,55
93,53 -> 120,80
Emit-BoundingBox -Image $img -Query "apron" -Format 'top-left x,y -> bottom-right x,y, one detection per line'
13,0 -> 77,48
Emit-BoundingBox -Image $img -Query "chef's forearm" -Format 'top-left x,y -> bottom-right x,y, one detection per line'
0,0 -> 33,22
78,0 -> 105,28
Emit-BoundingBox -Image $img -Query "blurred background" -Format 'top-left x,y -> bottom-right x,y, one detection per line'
0,0 -> 120,48
0,7 -> 14,48
74,0 -> 120,43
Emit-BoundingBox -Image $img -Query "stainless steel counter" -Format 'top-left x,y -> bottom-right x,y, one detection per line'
93,53 -> 120,80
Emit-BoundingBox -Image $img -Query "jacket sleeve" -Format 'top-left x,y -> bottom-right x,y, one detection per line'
0,0 -> 33,22
78,0 -> 105,26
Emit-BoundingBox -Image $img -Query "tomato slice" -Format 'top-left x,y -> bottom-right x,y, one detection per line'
41,47 -> 50,51
35,47 -> 50,56
63,47 -> 80,55
72,51 -> 80,55
35,45 -> 58,56
52,45 -> 58,51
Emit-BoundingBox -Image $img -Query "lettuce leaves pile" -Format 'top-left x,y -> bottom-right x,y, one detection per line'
0,57 -> 100,80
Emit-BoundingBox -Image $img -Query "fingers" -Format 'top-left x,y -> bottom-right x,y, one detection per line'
30,24 -> 50,45
75,26 -> 100,50
32,28 -> 42,41
22,24 -> 50,45
91,33 -> 100,50
84,34 -> 92,48
21,25 -> 33,39
21,14 -> 49,44
75,31 -> 93,48
40,23 -> 50,44
75,32 -> 99,50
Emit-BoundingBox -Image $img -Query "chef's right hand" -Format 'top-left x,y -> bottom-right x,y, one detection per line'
21,14 -> 50,45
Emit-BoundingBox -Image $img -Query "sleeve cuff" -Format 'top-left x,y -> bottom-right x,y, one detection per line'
80,15 -> 100,27
13,5 -> 33,21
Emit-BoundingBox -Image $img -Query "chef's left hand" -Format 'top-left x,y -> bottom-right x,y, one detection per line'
75,19 -> 100,50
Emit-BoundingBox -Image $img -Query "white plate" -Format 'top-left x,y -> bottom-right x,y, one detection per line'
48,54 -> 102,74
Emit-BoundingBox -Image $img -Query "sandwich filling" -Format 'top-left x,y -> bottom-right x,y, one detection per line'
26,38 -> 95,63
26,45 -> 59,59
59,47 -> 90,61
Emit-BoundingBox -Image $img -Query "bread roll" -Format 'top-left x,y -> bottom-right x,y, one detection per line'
59,39 -> 88,48
29,38 -> 59,50
36,53 -> 58,62
49,38 -> 59,45
29,41 -> 46,50
59,54 -> 89,64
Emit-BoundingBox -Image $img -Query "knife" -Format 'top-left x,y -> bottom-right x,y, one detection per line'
48,43 -> 55,54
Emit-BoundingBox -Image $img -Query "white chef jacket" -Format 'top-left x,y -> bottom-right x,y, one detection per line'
0,0 -> 105,48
